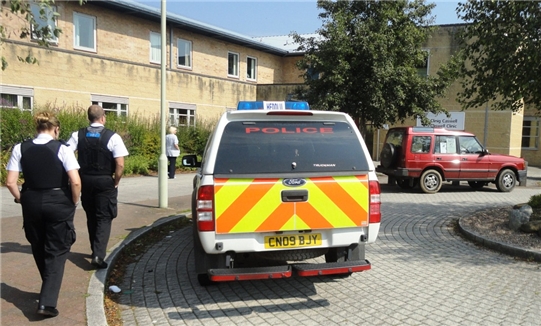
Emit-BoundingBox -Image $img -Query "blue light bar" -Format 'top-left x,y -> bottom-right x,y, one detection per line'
237,101 -> 310,111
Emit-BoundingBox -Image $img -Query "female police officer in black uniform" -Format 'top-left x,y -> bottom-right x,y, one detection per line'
6,110 -> 81,318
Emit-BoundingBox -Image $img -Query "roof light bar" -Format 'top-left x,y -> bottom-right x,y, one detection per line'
237,101 -> 310,111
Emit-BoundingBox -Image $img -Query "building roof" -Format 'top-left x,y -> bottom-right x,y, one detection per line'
90,0 -> 299,56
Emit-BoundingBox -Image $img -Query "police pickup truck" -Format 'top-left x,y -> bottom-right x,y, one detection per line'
182,101 -> 381,285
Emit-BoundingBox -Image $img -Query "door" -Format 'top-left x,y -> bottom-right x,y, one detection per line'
457,136 -> 490,179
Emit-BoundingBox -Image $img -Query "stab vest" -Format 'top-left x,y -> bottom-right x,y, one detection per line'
20,140 -> 69,190
77,126 -> 115,175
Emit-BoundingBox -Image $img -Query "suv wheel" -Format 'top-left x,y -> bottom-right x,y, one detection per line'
496,169 -> 516,192
420,169 -> 442,194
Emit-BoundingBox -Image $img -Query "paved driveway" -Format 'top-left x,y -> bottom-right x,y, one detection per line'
117,183 -> 541,325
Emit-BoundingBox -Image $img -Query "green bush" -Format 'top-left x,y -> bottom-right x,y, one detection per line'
124,155 -> 150,176
178,118 -> 215,156
0,105 -> 217,185
528,194 -> 541,209
0,108 -> 35,149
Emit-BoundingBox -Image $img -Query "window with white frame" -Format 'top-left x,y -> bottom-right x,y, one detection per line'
73,12 -> 96,51
30,3 -> 57,43
522,117 -> 540,149
0,85 -> 33,111
150,32 -> 161,64
177,38 -> 192,68
247,56 -> 257,81
228,52 -> 239,77
91,94 -> 128,117
169,102 -> 196,127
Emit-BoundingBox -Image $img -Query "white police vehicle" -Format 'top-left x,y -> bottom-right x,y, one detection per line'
182,101 -> 381,285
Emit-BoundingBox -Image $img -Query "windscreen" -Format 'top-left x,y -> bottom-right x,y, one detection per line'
214,121 -> 370,174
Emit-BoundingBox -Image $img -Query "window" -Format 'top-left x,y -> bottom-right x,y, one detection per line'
214,121 -> 369,174
169,102 -> 196,127
177,38 -> 192,68
434,136 -> 457,154
522,117 -> 540,149
247,56 -> 257,80
30,3 -> 57,43
228,52 -> 239,77
150,32 -> 161,63
416,50 -> 429,77
458,136 -> 484,154
73,12 -> 96,51
91,94 -> 128,116
411,136 -> 431,153
0,85 -> 33,111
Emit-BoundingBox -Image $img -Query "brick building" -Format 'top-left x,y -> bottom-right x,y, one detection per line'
1,0 -> 540,165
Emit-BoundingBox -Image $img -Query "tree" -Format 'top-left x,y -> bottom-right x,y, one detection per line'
456,0 -> 541,112
292,0 -> 459,135
0,0 -> 85,71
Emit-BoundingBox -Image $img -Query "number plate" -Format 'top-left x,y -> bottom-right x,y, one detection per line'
264,233 -> 322,249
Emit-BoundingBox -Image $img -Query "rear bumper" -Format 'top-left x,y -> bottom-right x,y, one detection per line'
208,259 -> 371,281
375,165 -> 410,177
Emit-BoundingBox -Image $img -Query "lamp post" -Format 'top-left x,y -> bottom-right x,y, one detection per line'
158,0 -> 168,208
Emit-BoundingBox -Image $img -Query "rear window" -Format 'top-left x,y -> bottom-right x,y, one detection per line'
214,121 -> 369,174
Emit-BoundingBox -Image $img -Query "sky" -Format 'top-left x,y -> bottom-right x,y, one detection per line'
137,1 -> 462,37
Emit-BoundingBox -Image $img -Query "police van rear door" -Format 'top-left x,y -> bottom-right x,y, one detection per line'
213,120 -> 371,235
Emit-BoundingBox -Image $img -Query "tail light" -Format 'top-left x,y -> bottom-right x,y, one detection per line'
369,181 -> 381,224
196,185 -> 215,231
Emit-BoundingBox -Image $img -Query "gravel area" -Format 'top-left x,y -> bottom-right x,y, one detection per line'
460,207 -> 541,252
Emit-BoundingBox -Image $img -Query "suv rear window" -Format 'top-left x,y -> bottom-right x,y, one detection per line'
214,121 -> 369,174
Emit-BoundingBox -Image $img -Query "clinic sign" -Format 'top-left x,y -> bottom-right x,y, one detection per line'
416,112 -> 465,131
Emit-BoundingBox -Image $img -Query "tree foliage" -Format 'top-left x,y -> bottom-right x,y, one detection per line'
1,0 -> 86,71
292,0 -> 460,134
456,0 -> 541,112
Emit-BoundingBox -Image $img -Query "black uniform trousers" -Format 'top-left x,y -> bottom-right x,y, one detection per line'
167,156 -> 177,179
21,188 -> 76,308
80,174 -> 118,260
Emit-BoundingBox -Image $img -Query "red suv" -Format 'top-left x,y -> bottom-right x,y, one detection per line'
376,127 -> 528,194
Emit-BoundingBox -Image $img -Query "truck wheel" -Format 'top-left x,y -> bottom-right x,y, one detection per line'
380,143 -> 396,168
496,169 -> 516,192
192,215 -> 215,286
420,169 -> 442,194
197,274 -> 212,286
325,247 -> 346,263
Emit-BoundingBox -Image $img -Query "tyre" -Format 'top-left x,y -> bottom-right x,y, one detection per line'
420,169 -> 442,194
197,274 -> 213,286
468,181 -> 485,189
380,143 -> 396,168
397,178 -> 418,189
496,169 -> 516,192
325,247 -> 346,263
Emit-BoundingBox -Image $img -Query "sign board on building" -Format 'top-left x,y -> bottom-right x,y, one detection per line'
416,112 -> 465,130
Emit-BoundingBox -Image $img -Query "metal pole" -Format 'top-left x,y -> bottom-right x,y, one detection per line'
483,103 -> 488,147
158,0 -> 168,207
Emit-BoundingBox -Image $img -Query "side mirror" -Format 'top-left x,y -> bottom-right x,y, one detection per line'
182,154 -> 201,168
481,148 -> 489,156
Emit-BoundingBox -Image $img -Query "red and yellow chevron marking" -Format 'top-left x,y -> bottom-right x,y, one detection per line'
214,176 -> 369,234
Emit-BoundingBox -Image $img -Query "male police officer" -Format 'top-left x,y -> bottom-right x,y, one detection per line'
68,105 -> 129,268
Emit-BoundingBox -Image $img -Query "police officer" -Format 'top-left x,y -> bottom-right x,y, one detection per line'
67,104 -> 129,269
6,110 -> 81,318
